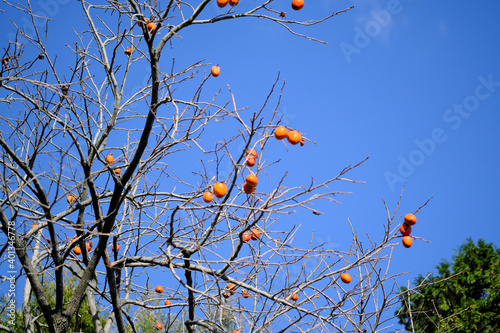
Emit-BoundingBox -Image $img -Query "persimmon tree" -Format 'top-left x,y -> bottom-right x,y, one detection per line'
0,1 -> 426,332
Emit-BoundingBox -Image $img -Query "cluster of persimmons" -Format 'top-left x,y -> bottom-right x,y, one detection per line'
400,213 -> 417,248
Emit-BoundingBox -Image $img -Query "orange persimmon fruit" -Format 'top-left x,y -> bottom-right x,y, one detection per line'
203,191 -> 214,203
399,223 -> 412,236
105,153 -> 114,164
287,130 -> 302,145
73,246 -> 82,255
250,227 -> 260,240
340,272 -> 351,284
291,0 -> 304,10
404,213 -> 417,226
274,126 -> 288,140
217,0 -> 228,7
213,182 -> 227,198
67,195 -> 77,204
211,65 -> 220,77
402,236 -> 413,248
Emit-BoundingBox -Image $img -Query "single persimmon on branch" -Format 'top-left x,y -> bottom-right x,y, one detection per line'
0,1 -> 430,333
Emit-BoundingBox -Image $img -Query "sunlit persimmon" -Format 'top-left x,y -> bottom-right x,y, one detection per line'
246,149 -> 258,159
31,224 -> 40,233
243,182 -> 255,194
340,272 -> 351,284
114,168 -> 121,175
73,246 -> 82,255
246,157 -> 256,167
404,213 -> 417,226
155,323 -> 163,330
203,191 -> 214,203
291,0 -> 304,10
242,231 -> 251,242
147,22 -> 157,33
125,47 -> 132,56
287,130 -> 302,145
402,236 -> 413,248
399,223 -> 412,236
67,195 -> 77,204
211,65 -> 220,77
250,227 -> 260,240
86,242 -> 92,251
164,299 -> 172,306
232,330 -> 241,333
274,126 -> 288,140
105,153 -> 114,164
155,285 -> 163,294
242,289 -> 250,298
229,0 -> 239,6
217,0 -> 228,8
291,293 -> 299,301
112,244 -> 120,251
226,283 -> 236,295
213,182 -> 227,198
245,174 -> 258,187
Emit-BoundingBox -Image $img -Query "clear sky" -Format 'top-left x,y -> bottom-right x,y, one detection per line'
184,0 -> 500,286
2,0 -> 500,330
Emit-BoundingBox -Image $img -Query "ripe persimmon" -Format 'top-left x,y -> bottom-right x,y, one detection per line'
291,293 -> 299,301
203,191 -> 214,203
246,157 -> 256,167
67,195 -> 77,204
226,283 -> 236,295
73,246 -> 82,255
250,227 -> 260,240
242,289 -> 250,298
340,272 -> 351,284
125,47 -> 132,56
105,153 -> 114,164
147,22 -> 157,33
287,130 -> 302,145
274,126 -> 288,140
155,323 -> 163,330
155,285 -> 163,294
229,0 -> 239,5
232,330 -> 241,333
243,182 -> 256,194
112,244 -> 120,251
211,65 -> 220,77
114,168 -> 121,175
213,182 -> 227,198
242,231 -> 251,242
245,174 -> 258,187
217,0 -> 228,7
291,0 -> 304,10
399,223 -> 412,236
404,213 -> 417,226
246,148 -> 258,159
86,242 -> 92,251
164,299 -> 172,306
402,236 -> 413,248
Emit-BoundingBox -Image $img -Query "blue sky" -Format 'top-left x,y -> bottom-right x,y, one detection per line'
185,0 -> 500,282
2,0 -> 500,330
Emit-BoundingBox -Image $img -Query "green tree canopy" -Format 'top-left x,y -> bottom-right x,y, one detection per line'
396,238 -> 500,332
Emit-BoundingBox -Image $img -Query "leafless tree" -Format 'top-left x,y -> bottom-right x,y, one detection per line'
0,1 -> 426,332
